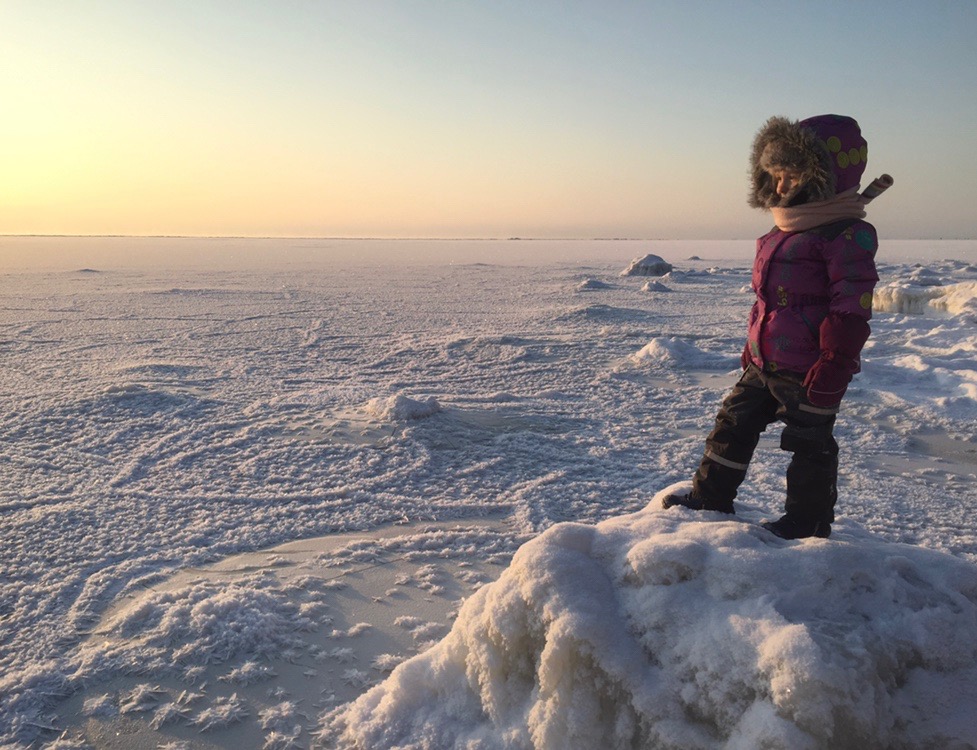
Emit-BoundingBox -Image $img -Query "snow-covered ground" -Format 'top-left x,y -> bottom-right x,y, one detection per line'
1,238 -> 976,749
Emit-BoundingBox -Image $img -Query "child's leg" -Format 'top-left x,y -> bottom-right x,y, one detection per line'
767,373 -> 840,525
780,412 -> 839,524
692,365 -> 779,507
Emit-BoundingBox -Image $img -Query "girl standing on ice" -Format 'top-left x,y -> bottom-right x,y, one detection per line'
664,114 -> 883,539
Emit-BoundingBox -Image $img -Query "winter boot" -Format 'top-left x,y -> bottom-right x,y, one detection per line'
760,514 -> 831,539
662,491 -> 734,514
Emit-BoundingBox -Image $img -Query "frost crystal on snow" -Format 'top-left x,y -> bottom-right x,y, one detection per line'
41,735 -> 93,750
394,616 -> 445,642
297,601 -> 330,619
149,702 -> 190,729
258,701 -> 301,731
175,689 -> 205,706
393,616 -> 424,629
181,665 -> 207,684
99,579 -> 311,670
327,647 -> 356,663
118,684 -> 166,714
192,694 -> 249,730
371,653 -> 404,672
262,730 -> 303,750
413,563 -> 448,595
341,669 -> 370,688
220,660 -> 278,685
81,694 -> 117,718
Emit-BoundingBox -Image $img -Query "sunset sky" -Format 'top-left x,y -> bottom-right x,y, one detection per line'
2,1 -> 975,239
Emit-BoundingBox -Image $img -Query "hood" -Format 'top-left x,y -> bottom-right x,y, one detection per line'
749,114 -> 867,209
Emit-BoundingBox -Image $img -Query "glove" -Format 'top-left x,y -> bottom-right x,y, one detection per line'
803,313 -> 871,407
803,352 -> 853,407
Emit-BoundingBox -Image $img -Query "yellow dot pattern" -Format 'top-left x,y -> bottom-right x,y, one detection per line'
822,137 -> 868,171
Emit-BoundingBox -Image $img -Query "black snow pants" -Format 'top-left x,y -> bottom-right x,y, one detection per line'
692,364 -> 840,523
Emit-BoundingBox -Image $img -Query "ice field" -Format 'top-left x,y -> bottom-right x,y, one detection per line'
1,237 -> 976,749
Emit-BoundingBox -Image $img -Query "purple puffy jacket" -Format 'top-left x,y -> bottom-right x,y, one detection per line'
744,219 -> 879,375
744,114 -> 880,379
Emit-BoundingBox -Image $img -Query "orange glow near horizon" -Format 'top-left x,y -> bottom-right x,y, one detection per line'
1,4 -> 973,240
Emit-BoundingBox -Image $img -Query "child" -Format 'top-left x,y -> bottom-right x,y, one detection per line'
663,114 -> 880,540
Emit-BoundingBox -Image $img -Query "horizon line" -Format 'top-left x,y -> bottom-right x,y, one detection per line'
0,233 -> 744,241
2,234 -> 974,242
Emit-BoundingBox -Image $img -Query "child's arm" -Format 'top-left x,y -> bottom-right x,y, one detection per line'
804,222 -> 880,407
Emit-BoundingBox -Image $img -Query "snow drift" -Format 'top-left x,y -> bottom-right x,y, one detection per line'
366,393 -> 442,421
627,336 -> 736,373
641,280 -> 671,292
575,278 -> 616,292
321,484 -> 977,749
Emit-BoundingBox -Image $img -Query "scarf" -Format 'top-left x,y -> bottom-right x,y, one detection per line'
770,186 -> 866,233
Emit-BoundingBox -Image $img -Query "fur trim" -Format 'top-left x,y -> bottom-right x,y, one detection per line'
749,117 -> 835,209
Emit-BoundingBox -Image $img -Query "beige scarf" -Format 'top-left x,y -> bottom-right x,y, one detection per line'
770,186 -> 866,233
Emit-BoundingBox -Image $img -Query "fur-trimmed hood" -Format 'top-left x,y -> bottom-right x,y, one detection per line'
750,114 -> 867,209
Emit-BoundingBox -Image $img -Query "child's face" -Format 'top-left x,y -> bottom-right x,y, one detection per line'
766,166 -> 806,199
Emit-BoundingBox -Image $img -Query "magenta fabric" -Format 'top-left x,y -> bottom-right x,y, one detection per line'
744,220 -> 879,375
801,313 -> 872,406
797,114 -> 867,195
803,356 -> 851,407
819,311 -> 871,360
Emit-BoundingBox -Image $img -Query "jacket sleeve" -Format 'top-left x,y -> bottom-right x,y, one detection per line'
818,221 -> 879,371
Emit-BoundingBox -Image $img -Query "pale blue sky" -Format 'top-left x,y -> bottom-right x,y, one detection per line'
2,1 -> 975,238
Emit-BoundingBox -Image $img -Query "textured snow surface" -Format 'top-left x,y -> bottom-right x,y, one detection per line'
1,238 -> 976,749
322,484 -> 977,749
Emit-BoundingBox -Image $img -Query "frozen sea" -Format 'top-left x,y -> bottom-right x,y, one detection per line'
1,237 -> 976,749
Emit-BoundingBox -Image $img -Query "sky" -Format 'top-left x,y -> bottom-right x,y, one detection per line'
1,1 -> 975,240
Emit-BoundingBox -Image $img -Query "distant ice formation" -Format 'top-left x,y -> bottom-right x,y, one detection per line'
873,281 -> 977,317
620,253 -> 673,277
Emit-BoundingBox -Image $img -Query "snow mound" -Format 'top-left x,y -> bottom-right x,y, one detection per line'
620,253 -> 673,277
556,304 -> 649,323
366,394 -> 442,421
321,485 -> 977,749
874,281 -> 977,317
575,278 -> 614,291
641,280 -> 671,292
628,336 -> 734,371
632,336 -> 698,364
903,266 -> 944,286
